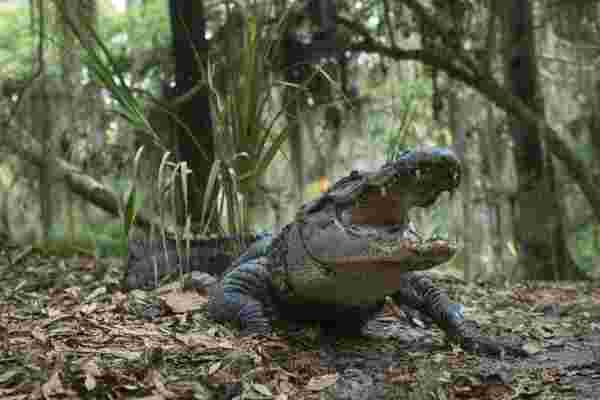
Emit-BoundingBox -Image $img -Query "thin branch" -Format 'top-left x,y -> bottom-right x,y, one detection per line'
398,0 -> 481,74
399,0 -> 453,38
381,0 -> 397,48
339,14 -> 600,221
3,129 -> 156,230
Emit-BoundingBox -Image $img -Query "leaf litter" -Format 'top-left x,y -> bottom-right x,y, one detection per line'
0,241 -> 599,399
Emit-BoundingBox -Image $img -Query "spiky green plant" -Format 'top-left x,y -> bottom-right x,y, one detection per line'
201,6 -> 295,235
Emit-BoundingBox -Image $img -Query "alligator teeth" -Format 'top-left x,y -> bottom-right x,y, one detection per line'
333,216 -> 349,237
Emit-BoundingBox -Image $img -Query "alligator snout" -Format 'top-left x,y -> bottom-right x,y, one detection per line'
371,147 -> 461,193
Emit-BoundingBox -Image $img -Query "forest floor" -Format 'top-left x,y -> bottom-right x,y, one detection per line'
1,239 -> 599,400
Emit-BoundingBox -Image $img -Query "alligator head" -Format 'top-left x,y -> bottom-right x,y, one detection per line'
292,147 -> 461,277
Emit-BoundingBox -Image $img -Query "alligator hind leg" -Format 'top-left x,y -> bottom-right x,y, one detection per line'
207,260 -> 275,336
208,287 -> 272,336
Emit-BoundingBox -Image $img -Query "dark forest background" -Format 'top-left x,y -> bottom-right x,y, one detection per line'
0,0 -> 599,282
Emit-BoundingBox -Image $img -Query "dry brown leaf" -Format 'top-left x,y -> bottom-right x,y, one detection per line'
305,373 -> 338,391
30,326 -> 47,344
260,338 -> 290,352
542,367 -> 560,384
81,358 -> 102,391
46,307 -> 64,318
82,348 -> 142,360
161,290 -> 208,314
149,369 -> 177,399
111,291 -> 127,305
176,333 -> 235,349
252,383 -> 273,397
0,324 -> 8,351
77,302 -> 98,315
0,393 -> 28,400
386,366 -> 417,384
64,287 -> 81,300
277,377 -> 294,394
208,361 -> 222,375
384,296 -> 404,319
112,326 -> 161,337
84,372 -> 97,391
85,286 -> 107,302
41,371 -> 65,398
79,256 -> 96,271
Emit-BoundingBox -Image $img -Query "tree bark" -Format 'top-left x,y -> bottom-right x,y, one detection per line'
480,0 -> 507,273
503,0 -> 579,280
448,88 -> 472,281
32,0 -> 53,244
168,0 -> 214,225
56,0 -> 97,243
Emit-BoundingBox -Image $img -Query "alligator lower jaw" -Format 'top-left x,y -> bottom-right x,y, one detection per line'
322,239 -> 457,274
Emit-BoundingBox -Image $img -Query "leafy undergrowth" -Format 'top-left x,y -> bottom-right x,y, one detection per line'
1,240 -> 599,399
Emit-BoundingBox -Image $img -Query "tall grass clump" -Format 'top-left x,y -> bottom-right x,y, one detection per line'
201,4 -> 294,237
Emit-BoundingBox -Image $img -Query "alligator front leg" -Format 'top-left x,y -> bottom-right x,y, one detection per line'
207,260 -> 274,336
391,273 -> 527,357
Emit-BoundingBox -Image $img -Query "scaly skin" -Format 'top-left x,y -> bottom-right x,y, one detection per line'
151,148 -> 525,357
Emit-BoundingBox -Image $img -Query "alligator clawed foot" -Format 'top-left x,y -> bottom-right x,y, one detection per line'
460,335 -> 527,358
453,320 -> 529,359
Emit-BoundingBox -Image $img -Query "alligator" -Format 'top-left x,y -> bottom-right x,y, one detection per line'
126,148 -> 526,357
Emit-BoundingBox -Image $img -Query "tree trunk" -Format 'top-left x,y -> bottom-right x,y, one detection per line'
480,1 -> 507,275
448,88 -> 472,280
503,0 -> 580,280
168,0 -> 214,226
60,4 -> 77,243
57,1 -> 97,243
32,0 -> 53,244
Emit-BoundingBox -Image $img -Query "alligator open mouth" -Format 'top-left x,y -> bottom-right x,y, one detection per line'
315,148 -> 462,273
338,186 -> 458,265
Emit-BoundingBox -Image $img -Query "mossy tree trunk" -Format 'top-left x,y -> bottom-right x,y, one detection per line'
448,88 -> 472,280
503,0 -> 580,280
32,0 -> 54,245
56,0 -> 98,243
